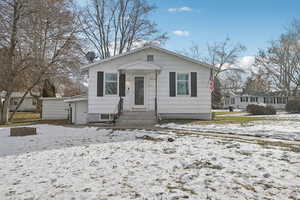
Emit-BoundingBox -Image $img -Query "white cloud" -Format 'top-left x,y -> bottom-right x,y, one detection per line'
168,7 -> 192,12
173,30 -> 189,37
236,56 -> 256,72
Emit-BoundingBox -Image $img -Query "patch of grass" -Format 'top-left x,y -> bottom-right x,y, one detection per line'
10,112 -> 40,121
161,115 -> 266,125
0,119 -> 70,128
209,116 -> 266,124
255,139 -> 300,153
0,112 -> 42,127
214,111 -> 246,116
0,112 -> 68,127
176,130 -> 300,153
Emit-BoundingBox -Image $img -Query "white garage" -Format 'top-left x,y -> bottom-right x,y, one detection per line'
41,97 -> 69,120
64,97 -> 88,125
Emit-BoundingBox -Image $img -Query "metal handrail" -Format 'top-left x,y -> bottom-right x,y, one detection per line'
155,97 -> 158,120
113,97 -> 123,123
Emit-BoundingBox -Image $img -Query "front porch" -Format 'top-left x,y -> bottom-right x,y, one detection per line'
109,61 -> 161,126
118,61 -> 160,113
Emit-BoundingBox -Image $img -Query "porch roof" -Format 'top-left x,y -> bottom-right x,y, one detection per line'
117,61 -> 162,71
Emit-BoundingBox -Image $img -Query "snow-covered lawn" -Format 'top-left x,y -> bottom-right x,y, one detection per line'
160,113 -> 300,141
0,125 -> 299,199
0,125 -> 165,157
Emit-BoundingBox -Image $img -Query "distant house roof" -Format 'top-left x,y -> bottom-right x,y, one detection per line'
64,95 -> 88,103
226,91 -> 288,97
81,45 -> 213,70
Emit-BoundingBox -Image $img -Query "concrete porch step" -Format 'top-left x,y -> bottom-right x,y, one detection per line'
120,111 -> 155,120
116,111 -> 157,127
116,120 -> 157,127
122,111 -> 155,116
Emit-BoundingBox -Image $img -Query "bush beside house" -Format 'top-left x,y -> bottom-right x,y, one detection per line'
246,104 -> 276,115
285,100 -> 300,113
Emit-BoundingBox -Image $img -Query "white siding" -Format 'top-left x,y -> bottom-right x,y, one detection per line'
88,48 -> 211,115
42,99 -> 69,120
71,101 -> 88,124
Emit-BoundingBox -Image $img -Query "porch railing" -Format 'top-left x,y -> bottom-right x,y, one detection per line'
155,97 -> 158,120
113,97 -> 124,123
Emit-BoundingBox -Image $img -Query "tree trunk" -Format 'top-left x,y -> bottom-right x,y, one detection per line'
0,100 -> 10,124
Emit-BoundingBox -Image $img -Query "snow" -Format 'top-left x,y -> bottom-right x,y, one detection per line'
160,113 -> 300,141
0,125 -> 299,200
0,124 -> 168,157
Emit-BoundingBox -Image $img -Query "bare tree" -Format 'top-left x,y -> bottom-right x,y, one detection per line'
79,0 -> 168,59
182,38 -> 246,78
0,0 -> 26,124
0,0 -> 82,124
243,70 -> 271,95
255,19 -> 300,96
182,38 -> 246,107
221,70 -> 244,93
205,38 -> 246,78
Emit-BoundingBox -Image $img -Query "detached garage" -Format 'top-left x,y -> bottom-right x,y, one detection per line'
64,97 -> 88,125
41,97 -> 69,120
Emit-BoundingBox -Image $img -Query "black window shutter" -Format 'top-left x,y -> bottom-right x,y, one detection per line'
191,72 -> 197,97
119,73 -> 126,97
97,71 -> 104,97
169,72 -> 176,97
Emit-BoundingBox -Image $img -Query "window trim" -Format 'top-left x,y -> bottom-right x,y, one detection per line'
104,72 -> 118,96
176,72 -> 190,96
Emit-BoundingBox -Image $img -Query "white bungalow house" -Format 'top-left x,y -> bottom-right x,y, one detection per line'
66,46 -> 213,125
223,92 -> 288,110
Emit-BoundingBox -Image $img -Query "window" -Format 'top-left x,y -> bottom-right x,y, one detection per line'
147,55 -> 154,62
231,98 -> 235,104
240,97 -> 248,102
177,73 -> 189,95
101,114 -> 110,120
271,97 -> 276,104
263,97 -> 267,103
277,97 -> 282,104
225,97 -> 230,105
250,97 -> 258,102
32,98 -> 37,105
105,73 -> 118,95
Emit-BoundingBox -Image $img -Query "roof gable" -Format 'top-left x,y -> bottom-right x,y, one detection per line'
81,46 -> 212,70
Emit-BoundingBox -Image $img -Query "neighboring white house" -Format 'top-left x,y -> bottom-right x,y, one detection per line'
223,92 -> 288,110
0,92 -> 38,112
69,45 -> 212,125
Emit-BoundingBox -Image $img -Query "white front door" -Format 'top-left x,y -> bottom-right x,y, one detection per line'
134,76 -> 145,107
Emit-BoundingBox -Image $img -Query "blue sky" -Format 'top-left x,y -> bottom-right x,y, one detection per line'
149,0 -> 300,57
77,0 -> 300,59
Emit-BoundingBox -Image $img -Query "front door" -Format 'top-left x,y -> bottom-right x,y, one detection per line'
134,77 -> 144,106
